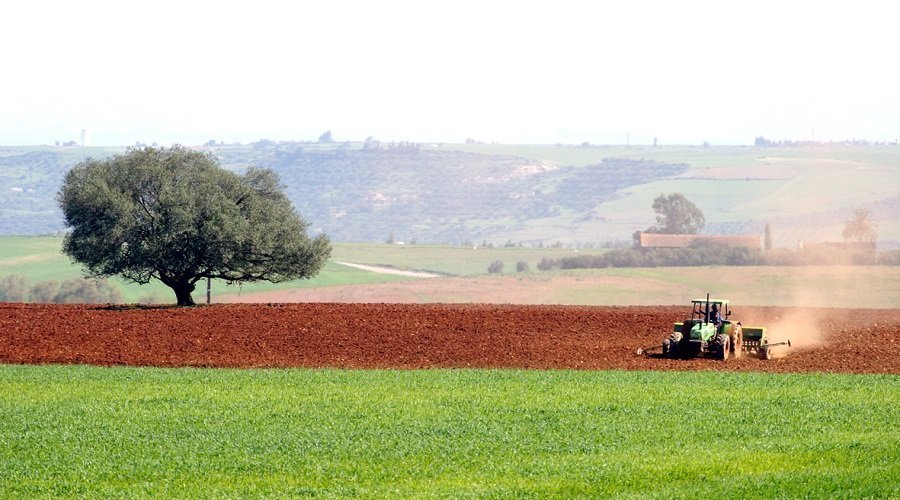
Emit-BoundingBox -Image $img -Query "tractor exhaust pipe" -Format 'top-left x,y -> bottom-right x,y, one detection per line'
705,293 -> 710,324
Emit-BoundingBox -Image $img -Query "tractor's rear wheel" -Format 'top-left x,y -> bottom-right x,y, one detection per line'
714,333 -> 729,361
731,326 -> 743,360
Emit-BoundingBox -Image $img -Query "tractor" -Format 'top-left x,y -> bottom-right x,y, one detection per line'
660,295 -> 789,360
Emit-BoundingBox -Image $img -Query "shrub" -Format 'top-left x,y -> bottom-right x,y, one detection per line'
29,281 -> 60,303
487,260 -> 504,273
54,279 -> 123,304
878,250 -> 900,266
0,274 -> 28,302
516,261 -> 529,272
536,257 -> 558,271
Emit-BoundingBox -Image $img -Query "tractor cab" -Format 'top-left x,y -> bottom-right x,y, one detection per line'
684,298 -> 730,343
690,298 -> 730,325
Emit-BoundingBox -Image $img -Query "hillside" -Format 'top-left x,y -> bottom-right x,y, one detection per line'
2,143 -> 898,247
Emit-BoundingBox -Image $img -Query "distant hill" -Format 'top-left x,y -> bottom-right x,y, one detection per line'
2,142 -> 898,248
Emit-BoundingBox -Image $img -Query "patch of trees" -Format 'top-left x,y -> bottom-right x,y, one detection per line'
645,193 -> 705,234
754,136 -> 891,147
547,160 -> 689,213
537,242 -> 763,270
536,242 -> 898,270
0,275 -> 122,303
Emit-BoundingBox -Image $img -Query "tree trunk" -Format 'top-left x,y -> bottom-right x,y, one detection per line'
172,281 -> 196,307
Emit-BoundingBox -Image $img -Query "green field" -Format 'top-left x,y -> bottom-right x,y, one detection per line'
0,236 -> 409,303
331,242 -> 610,276
3,236 -> 899,306
0,237 -> 607,303
0,366 -> 896,497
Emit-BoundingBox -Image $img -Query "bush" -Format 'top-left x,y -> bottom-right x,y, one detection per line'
878,250 -> 900,266
516,261 -> 529,272
29,281 -> 60,303
54,279 -> 123,304
487,260 -> 504,273
0,274 -> 28,302
24,278 -> 123,304
536,257 -> 558,271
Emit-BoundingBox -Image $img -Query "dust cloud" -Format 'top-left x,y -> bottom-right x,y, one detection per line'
759,266 -> 862,356
766,309 -> 826,357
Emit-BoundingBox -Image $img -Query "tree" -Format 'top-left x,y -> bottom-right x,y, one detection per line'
646,193 -> 705,234
842,208 -> 877,243
318,130 -> 333,143
764,223 -> 773,251
58,145 -> 331,306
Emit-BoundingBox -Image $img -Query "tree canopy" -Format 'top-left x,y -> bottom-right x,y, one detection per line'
58,145 -> 331,306
646,193 -> 705,234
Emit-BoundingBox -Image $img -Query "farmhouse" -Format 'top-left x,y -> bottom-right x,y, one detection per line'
635,232 -> 761,250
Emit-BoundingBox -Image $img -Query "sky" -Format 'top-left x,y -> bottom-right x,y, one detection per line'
1,0 -> 898,146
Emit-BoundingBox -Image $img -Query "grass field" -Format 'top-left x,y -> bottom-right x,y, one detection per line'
331,242 -> 610,276
0,366 -> 896,497
0,237 -> 606,303
0,237 -> 408,303
3,236 -> 899,306
228,266 -> 900,308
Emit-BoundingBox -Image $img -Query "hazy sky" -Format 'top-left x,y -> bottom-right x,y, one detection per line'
2,0 -> 897,146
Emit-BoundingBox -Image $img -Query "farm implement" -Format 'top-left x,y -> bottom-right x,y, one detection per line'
639,295 -> 790,361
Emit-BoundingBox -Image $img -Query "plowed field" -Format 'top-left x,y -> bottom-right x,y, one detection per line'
1,303 -> 897,373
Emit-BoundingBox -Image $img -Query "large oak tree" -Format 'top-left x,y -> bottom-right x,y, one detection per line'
58,145 -> 331,306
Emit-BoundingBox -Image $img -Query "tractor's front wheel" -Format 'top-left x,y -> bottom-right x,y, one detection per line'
665,332 -> 682,358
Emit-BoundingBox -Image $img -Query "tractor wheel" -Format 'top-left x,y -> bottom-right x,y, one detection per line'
731,326 -> 743,360
715,333 -> 729,361
665,332 -> 682,358
759,345 -> 772,360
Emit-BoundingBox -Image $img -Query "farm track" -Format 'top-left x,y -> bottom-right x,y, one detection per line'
0,303 -> 897,374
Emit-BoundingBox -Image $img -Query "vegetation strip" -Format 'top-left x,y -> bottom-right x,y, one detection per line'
0,366 -> 896,497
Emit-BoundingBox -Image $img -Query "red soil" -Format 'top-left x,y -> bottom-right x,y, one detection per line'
1,303 -> 897,374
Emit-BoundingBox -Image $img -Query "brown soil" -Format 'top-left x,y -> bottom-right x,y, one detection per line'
1,303 -> 897,374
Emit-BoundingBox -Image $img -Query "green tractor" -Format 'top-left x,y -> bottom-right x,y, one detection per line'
662,295 -> 789,360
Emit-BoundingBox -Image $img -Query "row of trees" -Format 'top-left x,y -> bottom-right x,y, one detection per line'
0,275 -> 122,303
535,244 -> 896,270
